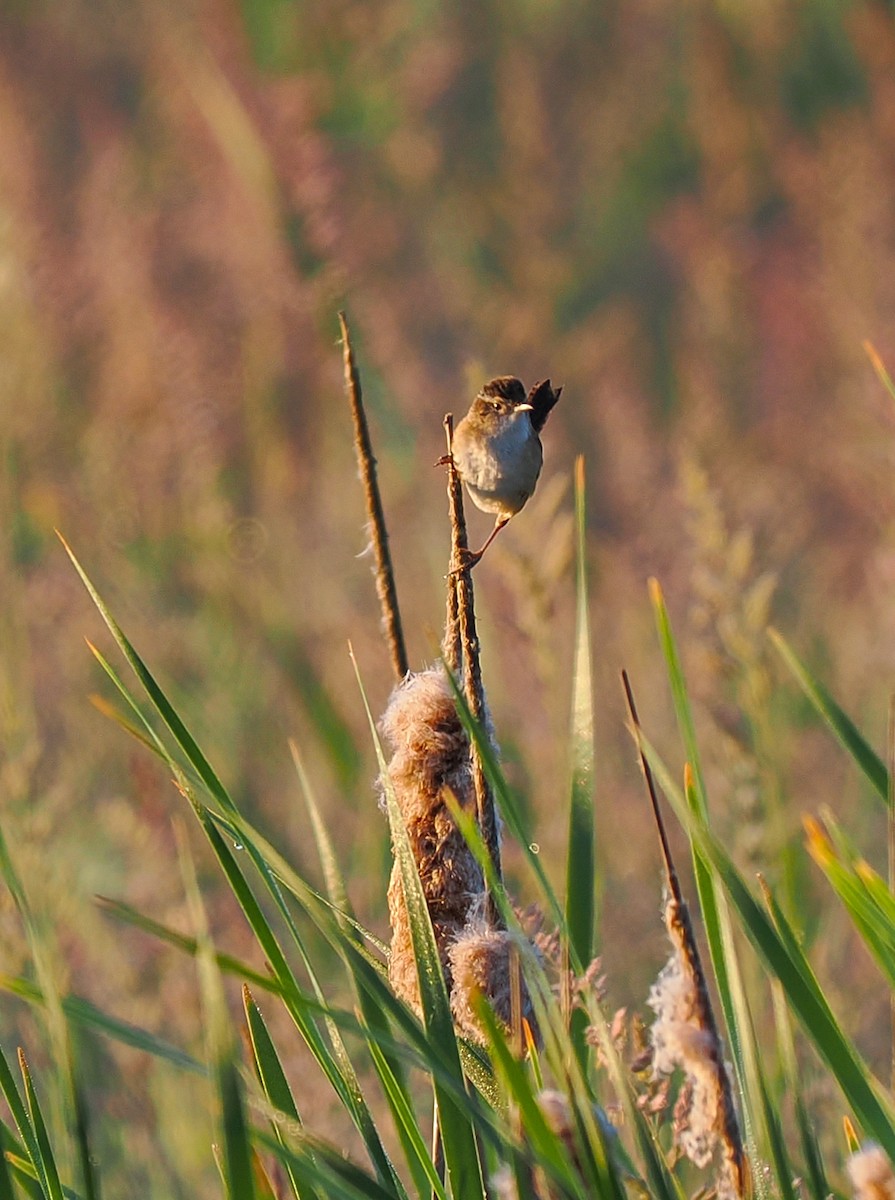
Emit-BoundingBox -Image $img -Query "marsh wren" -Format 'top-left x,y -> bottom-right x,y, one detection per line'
450,376 -> 563,566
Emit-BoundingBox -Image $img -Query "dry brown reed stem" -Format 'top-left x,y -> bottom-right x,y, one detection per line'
622,671 -> 747,1200
442,413 -> 503,921
339,311 -> 408,683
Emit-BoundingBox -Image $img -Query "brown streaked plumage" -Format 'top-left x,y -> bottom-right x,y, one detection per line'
451,375 -> 563,565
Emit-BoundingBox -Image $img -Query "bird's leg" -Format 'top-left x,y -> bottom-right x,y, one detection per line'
452,516 -> 510,573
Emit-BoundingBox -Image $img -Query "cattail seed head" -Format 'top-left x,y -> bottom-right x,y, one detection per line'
848,1144 -> 895,1200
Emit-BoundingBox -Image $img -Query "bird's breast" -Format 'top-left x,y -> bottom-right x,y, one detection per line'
453,413 -> 543,517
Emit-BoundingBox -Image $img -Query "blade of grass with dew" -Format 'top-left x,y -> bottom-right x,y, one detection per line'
3,1150 -> 45,1200
769,629 -> 888,804
0,1046 -> 47,1198
350,645 -> 487,1200
18,1051 -> 64,1200
243,986 -> 313,1200
179,828 -> 256,1200
197,809 -> 406,1197
565,457 -> 597,1074
364,1037 -> 447,1200
641,735 -> 895,1156
72,555 -> 404,1194
772,980 -> 830,1200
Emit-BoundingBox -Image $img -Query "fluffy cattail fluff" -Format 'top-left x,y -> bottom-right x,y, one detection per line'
448,920 -> 539,1044
380,667 -> 484,1009
848,1144 -> 895,1200
648,893 -> 746,1200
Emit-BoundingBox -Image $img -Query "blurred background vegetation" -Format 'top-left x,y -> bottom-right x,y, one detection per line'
5,0 -> 895,1192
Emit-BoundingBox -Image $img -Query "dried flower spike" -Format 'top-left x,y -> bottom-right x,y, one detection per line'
848,1143 -> 895,1200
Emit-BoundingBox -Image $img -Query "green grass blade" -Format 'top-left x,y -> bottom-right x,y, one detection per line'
0,1045 -> 47,1196
244,986 -> 314,1200
772,981 -> 830,1200
565,457 -> 597,1044
0,973 -> 205,1076
350,647 -> 486,1200
61,535 -> 235,814
289,738 -> 354,922
96,897 -> 281,996
649,581 -> 747,1092
18,1050 -> 64,1200
0,1131 -> 12,1200
364,1037 -> 446,1200
179,830 -> 256,1200
197,813 -> 404,1195
804,817 -> 895,985
0,818 -> 98,1199
769,628 -> 888,804
69,549 -> 402,1194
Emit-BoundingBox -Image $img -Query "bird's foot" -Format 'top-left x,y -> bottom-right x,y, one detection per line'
435,453 -> 454,468
448,546 -> 483,575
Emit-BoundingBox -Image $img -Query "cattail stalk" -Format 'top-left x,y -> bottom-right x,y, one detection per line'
339,311 -> 408,682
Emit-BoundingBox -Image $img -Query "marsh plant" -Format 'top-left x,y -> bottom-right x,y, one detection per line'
3,322 -> 895,1200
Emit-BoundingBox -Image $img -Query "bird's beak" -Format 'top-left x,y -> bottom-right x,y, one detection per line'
517,403 -> 533,412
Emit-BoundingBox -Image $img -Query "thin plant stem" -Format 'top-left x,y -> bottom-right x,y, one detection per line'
443,413 -> 502,921
622,669 -> 747,1200
339,311 -> 409,683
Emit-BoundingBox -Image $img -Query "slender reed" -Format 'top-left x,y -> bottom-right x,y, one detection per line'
622,670 -> 747,1200
339,311 -> 408,682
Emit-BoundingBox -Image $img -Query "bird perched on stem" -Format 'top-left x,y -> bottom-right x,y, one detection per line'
448,375 -> 563,567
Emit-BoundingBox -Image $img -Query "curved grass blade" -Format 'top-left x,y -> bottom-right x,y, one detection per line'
289,737 -> 427,1187
198,813 -> 405,1197
289,738 -> 353,923
804,817 -> 895,986
244,986 -> 312,1200
67,547 -> 402,1193
769,629 -> 888,805
0,974 -> 204,1076
61,534 -> 235,815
